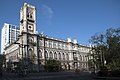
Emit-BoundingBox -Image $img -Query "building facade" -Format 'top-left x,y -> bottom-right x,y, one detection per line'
1,23 -> 19,54
38,35 -> 91,70
5,3 -> 91,71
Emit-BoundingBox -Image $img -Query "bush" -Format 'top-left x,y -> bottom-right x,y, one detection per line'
97,66 -> 108,76
108,70 -> 120,77
97,70 -> 108,76
44,59 -> 61,72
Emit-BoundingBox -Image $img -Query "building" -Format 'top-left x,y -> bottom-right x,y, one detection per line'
1,23 -> 19,54
4,3 -> 91,71
38,35 -> 91,70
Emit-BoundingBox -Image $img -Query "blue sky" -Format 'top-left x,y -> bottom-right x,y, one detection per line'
0,0 -> 120,46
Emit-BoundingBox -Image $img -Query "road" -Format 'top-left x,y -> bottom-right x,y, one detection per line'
0,71 -> 93,80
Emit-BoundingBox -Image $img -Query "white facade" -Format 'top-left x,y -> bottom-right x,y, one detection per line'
1,23 -> 19,54
38,36 -> 91,70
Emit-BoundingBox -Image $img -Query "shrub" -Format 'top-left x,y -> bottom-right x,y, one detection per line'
97,66 -> 108,76
44,59 -> 61,72
109,70 -> 120,77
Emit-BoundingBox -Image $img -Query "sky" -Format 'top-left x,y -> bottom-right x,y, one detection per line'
0,0 -> 120,47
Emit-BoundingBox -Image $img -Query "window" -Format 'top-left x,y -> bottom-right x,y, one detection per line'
58,43 -> 60,49
79,55 -> 82,61
28,37 -> 33,43
63,53 -> 65,60
84,55 -> 86,61
53,42 -> 56,48
49,52 -> 53,59
45,41 -> 47,47
49,41 -> 52,48
45,51 -> 48,58
62,44 -> 64,49
39,40 -> 43,46
27,11 -> 33,19
39,50 -> 42,58
30,13 -> 33,19
12,26 -> 15,29
27,14 -> 29,18
54,52 -> 57,59
65,45 -> 68,50
59,53 -> 61,60
28,49 -> 33,59
66,54 -> 69,60
73,52 -> 76,57
16,27 -> 19,30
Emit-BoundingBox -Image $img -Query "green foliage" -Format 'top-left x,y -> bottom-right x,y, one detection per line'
16,58 -> 35,73
44,59 -> 61,72
89,28 -> 120,71
0,54 -> 6,69
32,42 -> 36,46
6,60 -> 13,71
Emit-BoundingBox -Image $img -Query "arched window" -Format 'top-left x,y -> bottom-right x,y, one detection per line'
45,51 -> 48,58
49,41 -> 52,48
39,50 -> 42,58
45,41 -> 47,47
63,53 -> 65,60
54,52 -> 57,59
86,56 -> 88,61
53,42 -> 56,48
30,13 -> 33,19
39,40 -> 43,46
83,55 -> 85,61
28,49 -> 33,58
27,12 -> 33,19
81,55 -> 83,61
49,52 -> 53,59
66,54 -> 69,60
28,37 -> 33,43
79,55 -> 82,61
59,53 -> 61,60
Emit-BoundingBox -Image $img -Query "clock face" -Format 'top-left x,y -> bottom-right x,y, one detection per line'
28,24 -> 33,31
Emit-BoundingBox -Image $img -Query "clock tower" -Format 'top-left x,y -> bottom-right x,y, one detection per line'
19,3 -> 38,65
20,3 -> 36,34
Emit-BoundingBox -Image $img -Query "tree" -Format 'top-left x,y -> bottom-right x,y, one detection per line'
105,28 -> 120,70
89,28 -> 120,71
0,54 -> 6,76
44,59 -> 61,72
0,54 -> 6,69
16,57 -> 34,76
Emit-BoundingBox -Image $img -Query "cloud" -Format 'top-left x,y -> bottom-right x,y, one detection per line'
41,4 -> 53,22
